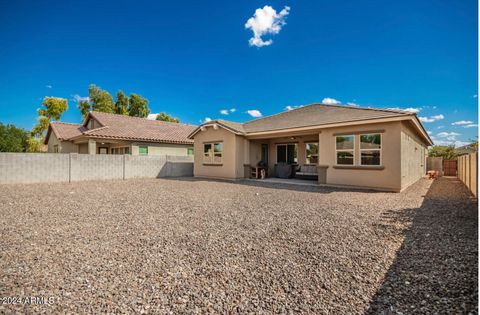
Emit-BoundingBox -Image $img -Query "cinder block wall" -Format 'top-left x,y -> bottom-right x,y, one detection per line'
0,153 -> 194,184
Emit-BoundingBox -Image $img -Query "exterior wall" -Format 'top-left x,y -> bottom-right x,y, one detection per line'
319,121 -> 403,191
0,153 -> 193,184
193,126 -> 244,179
192,120 -> 430,191
47,132 -> 78,153
78,143 -> 88,154
400,121 -> 428,190
131,142 -> 192,156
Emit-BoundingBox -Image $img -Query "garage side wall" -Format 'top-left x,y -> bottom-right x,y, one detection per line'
400,121 -> 428,190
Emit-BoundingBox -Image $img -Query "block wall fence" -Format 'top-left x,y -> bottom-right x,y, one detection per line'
0,153 -> 193,184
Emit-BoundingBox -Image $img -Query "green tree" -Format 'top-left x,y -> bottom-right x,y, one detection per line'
128,93 -> 150,117
428,145 -> 458,160
26,137 -> 43,152
115,90 -> 129,115
156,112 -> 180,123
89,84 -> 115,113
30,97 -> 68,152
78,100 -> 92,119
0,123 -> 29,152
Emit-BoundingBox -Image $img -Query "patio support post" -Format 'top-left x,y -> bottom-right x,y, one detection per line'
88,139 -> 96,155
317,132 -> 328,184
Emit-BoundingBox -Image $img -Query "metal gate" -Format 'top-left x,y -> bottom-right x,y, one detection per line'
443,159 -> 457,176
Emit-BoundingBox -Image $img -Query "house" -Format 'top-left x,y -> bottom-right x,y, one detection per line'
455,143 -> 478,156
188,103 -> 433,192
45,111 -> 196,156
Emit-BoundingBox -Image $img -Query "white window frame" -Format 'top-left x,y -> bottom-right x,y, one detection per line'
335,135 -> 355,166
275,143 -> 298,164
305,142 -> 319,165
203,142 -> 223,164
359,133 -> 382,166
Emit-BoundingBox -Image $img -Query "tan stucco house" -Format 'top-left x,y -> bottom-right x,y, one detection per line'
45,111 -> 196,156
188,104 -> 433,192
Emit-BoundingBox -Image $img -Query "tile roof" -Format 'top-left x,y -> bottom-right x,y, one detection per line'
242,104 -> 411,133
190,103 -> 413,137
49,112 -> 196,145
49,122 -> 85,141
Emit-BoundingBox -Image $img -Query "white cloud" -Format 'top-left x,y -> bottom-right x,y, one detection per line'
285,105 -> 303,111
451,120 -> 473,125
474,94 -> 478,98
247,110 -> 262,117
245,5 -> 290,47
464,124 -> 478,128
387,107 -> 421,113
419,114 -> 444,123
346,102 -> 359,107
322,97 -> 341,105
46,84 -> 52,89
427,130 -> 432,135
220,108 -> 236,115
437,132 -> 460,138
202,117 -> 212,123
72,94 -> 90,103
147,113 -> 158,120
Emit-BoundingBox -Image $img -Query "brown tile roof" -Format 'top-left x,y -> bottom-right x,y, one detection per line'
48,122 -> 85,141
49,112 -> 196,145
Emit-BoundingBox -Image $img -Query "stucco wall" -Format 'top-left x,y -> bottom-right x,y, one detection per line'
193,126 -> 243,179
47,133 -> 78,153
319,121 -> 403,191
131,142 -> 192,156
400,121 -> 428,190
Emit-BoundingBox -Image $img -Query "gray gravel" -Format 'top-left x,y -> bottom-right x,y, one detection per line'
0,177 -> 477,314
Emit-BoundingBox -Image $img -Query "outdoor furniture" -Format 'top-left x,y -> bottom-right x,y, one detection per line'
274,163 -> 296,178
251,166 -> 267,179
295,165 -> 318,180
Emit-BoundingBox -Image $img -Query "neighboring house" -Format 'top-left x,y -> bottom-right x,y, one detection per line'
45,111 -> 195,156
455,143 -> 478,156
188,103 -> 433,192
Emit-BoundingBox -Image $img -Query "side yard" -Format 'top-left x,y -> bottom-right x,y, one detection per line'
0,177 -> 477,314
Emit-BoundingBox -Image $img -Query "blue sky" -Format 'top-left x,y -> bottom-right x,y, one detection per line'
0,0 -> 477,146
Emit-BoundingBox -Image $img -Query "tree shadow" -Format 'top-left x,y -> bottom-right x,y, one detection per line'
366,177 -> 478,314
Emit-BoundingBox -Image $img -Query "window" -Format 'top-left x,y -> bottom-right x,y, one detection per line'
203,142 -> 222,164
336,135 -> 354,165
187,147 -> 194,156
111,147 -> 130,155
139,146 -> 148,156
53,145 -> 59,153
305,143 -> 318,164
360,134 -> 381,165
276,144 -> 297,164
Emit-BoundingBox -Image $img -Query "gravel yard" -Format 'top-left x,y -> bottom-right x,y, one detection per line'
0,177 -> 477,314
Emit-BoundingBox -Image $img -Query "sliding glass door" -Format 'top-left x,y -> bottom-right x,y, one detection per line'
276,144 -> 297,164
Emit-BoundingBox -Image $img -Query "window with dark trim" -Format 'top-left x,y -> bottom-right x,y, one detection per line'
360,134 -> 381,165
336,135 -> 354,165
204,142 -> 222,164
